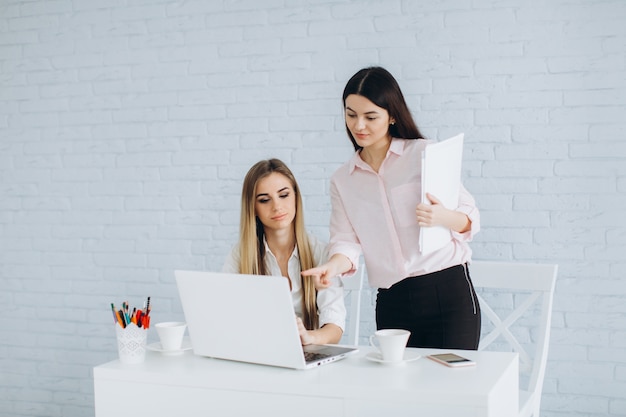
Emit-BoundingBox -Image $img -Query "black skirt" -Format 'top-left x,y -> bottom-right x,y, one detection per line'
376,263 -> 481,350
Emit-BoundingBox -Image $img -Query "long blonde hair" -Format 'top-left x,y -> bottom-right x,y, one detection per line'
238,159 -> 319,330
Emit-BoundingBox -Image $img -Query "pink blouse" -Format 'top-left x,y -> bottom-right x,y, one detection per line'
328,138 -> 480,289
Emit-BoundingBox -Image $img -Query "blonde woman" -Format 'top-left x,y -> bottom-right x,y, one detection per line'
223,158 -> 345,345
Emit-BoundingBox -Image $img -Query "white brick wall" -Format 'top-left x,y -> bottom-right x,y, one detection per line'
1,0 -> 625,415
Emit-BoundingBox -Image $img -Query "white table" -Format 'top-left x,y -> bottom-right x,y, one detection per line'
93,347 -> 518,417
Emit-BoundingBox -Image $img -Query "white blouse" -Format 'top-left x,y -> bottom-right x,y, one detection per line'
222,234 -> 346,331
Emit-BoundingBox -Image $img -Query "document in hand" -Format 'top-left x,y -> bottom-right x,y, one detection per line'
419,133 -> 464,255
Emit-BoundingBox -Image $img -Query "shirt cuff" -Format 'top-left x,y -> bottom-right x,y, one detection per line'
452,205 -> 480,241
328,244 -> 360,278
319,311 -> 346,332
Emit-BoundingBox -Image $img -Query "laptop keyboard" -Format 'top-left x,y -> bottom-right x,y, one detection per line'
304,351 -> 332,362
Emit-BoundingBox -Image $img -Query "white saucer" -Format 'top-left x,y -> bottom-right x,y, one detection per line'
146,338 -> 192,356
365,351 -> 421,365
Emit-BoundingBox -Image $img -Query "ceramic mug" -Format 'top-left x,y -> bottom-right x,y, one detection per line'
155,321 -> 187,351
369,329 -> 411,362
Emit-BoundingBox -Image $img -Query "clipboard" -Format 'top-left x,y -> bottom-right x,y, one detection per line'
419,133 -> 464,255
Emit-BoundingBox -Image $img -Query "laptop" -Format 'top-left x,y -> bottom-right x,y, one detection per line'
175,270 -> 359,370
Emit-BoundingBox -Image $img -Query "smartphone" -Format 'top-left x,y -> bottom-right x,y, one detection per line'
427,353 -> 476,367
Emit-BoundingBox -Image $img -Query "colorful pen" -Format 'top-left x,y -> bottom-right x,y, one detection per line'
110,298 -> 151,329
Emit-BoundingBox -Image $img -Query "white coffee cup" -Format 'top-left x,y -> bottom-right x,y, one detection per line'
155,321 -> 187,351
369,329 -> 411,362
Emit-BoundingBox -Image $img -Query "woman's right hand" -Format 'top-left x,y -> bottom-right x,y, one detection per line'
301,264 -> 334,290
301,254 -> 353,290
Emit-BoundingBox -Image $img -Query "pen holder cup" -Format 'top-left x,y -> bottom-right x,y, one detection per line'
115,323 -> 148,364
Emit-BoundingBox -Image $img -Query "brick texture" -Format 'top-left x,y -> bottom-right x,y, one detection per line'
1,0 -> 625,416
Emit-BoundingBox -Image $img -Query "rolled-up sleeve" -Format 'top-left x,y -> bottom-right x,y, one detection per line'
452,184 -> 480,242
328,178 -> 361,276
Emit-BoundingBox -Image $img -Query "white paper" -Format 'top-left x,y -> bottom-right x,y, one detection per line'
419,133 -> 464,255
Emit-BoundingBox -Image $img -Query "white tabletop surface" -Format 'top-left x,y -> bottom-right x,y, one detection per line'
94,346 -> 518,417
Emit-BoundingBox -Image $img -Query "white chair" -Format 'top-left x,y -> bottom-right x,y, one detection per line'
470,260 -> 558,417
341,264 -> 366,346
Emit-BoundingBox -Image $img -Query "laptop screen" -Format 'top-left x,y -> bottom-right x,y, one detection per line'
175,270 -> 357,370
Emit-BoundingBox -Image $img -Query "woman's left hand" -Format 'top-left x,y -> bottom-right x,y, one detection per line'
295,316 -> 315,345
416,193 -> 472,233
416,193 -> 448,227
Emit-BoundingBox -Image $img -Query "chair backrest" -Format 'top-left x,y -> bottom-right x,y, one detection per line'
470,260 -> 558,417
341,265 -> 366,346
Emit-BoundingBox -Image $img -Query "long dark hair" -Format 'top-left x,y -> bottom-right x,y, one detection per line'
342,66 -> 425,151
